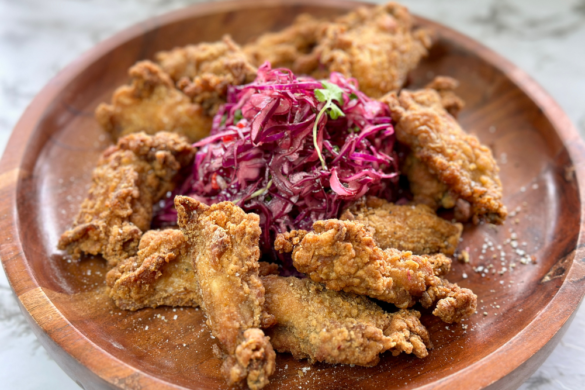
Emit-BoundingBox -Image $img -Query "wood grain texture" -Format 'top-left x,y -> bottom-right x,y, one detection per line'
1,0 -> 585,389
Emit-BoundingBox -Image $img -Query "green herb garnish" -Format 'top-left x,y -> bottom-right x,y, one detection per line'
313,81 -> 345,169
233,109 -> 243,124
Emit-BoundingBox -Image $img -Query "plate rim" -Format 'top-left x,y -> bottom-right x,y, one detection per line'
1,0 -> 585,389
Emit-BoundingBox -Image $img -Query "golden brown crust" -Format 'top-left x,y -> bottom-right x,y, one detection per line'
383,86 -> 507,224
262,275 -> 431,366
277,219 -> 449,309
420,279 -> 477,323
157,36 -> 257,117
106,229 -> 200,310
341,196 -> 463,256
175,196 -> 275,390
57,132 -> 194,266
402,153 -> 456,210
243,14 -> 323,71
258,262 -> 280,277
273,230 -> 308,254
424,76 -> 465,117
244,2 -> 431,97
95,61 -> 212,142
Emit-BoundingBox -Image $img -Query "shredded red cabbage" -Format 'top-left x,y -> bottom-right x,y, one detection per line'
157,62 -> 398,253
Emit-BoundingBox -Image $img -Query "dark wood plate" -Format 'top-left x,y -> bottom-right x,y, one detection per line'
1,0 -> 585,389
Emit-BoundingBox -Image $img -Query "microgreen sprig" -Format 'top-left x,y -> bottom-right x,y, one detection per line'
313,81 -> 345,170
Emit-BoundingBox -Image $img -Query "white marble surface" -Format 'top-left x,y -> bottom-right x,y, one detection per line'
1,0 -> 584,389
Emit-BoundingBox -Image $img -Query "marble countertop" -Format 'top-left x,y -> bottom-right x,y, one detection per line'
1,0 -> 584,389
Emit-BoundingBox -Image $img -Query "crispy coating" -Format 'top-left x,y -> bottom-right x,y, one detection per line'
106,229 -> 200,310
244,2 -> 431,98
277,219 -> 450,309
383,83 -> 507,224
58,132 -> 194,266
402,153 -> 455,209
95,61 -> 212,142
175,196 -> 275,390
425,76 -> 465,117
157,36 -> 257,116
340,196 -> 463,256
420,279 -> 477,324
243,14 -> 323,70
258,262 -> 280,277
262,275 -> 431,366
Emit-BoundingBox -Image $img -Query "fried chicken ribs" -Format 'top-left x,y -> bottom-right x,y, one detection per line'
106,229 -> 200,310
382,78 -> 507,224
341,196 -> 463,256
95,61 -> 212,142
158,35 -> 257,116
175,196 -> 275,390
244,2 -> 432,97
276,219 -> 476,323
262,275 -> 431,366
96,36 -> 256,143
58,132 -> 194,266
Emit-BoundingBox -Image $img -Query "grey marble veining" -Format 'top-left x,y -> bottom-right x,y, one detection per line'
1,0 -> 584,389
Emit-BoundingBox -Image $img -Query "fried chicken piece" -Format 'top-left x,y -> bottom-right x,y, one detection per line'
276,219 -> 451,309
175,196 -> 275,390
383,83 -> 507,224
244,3 -> 431,98
157,35 -> 257,116
243,14 -> 323,70
305,2 -> 432,98
262,275 -> 431,366
106,229 -> 200,310
58,132 -> 194,266
340,196 -> 462,256
420,279 -> 477,323
95,61 -> 212,142
277,220 -> 476,322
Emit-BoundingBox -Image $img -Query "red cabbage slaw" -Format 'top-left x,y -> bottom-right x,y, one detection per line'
158,63 -> 398,251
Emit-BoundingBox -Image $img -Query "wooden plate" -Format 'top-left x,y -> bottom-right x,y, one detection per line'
2,0 -> 585,389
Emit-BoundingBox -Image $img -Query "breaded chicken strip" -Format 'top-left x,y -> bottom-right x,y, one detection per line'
340,196 -> 462,256
244,2 -> 432,98
58,132 -> 194,266
383,82 -> 507,224
276,220 -> 476,323
95,61 -> 212,142
175,196 -> 275,390
106,229 -> 200,311
243,14 -> 323,71
157,36 -> 257,116
275,220 -> 448,309
262,275 -> 431,366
